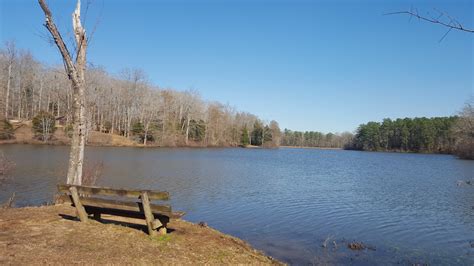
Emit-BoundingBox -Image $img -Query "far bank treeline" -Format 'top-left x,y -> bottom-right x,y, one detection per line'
347,117 -> 457,152
0,42 -> 472,158
0,42 -> 281,147
346,106 -> 473,159
281,113 -> 473,159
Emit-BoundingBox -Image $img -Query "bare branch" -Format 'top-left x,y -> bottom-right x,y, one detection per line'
439,27 -> 452,43
385,10 -> 474,33
38,0 -> 78,82
38,0 -> 88,185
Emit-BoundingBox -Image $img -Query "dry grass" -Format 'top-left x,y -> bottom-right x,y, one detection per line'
0,204 -> 282,265
88,131 -> 138,147
0,121 -> 70,145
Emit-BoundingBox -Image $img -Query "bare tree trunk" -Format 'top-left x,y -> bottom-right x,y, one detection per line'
57,98 -> 60,117
126,107 -> 131,138
66,85 -> 71,124
111,105 -> 115,134
143,121 -> 149,145
38,77 -> 43,112
38,0 -> 87,185
68,83 -> 86,185
5,64 -> 12,119
185,116 -> 190,145
47,93 -> 50,113
17,75 -> 21,119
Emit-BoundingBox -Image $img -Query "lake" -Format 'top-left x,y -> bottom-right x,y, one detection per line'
1,144 -> 473,264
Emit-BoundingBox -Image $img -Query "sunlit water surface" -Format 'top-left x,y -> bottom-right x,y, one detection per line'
1,144 -> 473,264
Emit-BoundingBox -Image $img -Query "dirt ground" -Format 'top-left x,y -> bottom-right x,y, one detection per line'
0,204 -> 281,265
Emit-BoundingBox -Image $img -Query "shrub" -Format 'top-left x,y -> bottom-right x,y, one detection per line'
131,121 -> 144,136
102,121 -> 112,133
32,111 -> 56,141
0,120 -> 14,140
131,121 -> 155,143
455,140 -> 474,160
453,100 -> 474,160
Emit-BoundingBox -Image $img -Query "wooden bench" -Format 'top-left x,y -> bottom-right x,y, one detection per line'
57,184 -> 185,236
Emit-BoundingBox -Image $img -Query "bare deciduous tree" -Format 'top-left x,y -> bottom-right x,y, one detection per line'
0,47 -> 280,150
454,99 -> 474,159
3,42 -> 16,119
38,0 -> 87,185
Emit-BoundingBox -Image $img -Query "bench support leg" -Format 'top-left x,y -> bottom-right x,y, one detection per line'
152,219 -> 167,235
140,192 -> 158,236
158,227 -> 167,235
93,212 -> 101,221
69,186 -> 88,222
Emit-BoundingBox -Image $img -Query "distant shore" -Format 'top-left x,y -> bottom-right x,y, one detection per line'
2,121 -> 286,149
0,121 -> 239,148
280,145 -> 342,150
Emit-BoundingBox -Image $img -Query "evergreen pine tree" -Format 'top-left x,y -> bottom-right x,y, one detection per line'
241,126 -> 250,146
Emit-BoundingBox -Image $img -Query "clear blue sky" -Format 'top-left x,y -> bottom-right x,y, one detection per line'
1,0 -> 472,133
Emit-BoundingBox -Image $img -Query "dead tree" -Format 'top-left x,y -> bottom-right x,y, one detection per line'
38,0 -> 87,185
3,42 -> 16,119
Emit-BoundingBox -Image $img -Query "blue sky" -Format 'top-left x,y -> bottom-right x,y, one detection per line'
0,0 -> 472,133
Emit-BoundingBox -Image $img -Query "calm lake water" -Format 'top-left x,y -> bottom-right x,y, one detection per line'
1,144 -> 473,265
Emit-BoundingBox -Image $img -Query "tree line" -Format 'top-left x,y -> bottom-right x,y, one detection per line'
280,129 -> 353,148
0,41 -> 472,156
345,105 -> 473,160
346,117 -> 457,153
0,41 -> 280,147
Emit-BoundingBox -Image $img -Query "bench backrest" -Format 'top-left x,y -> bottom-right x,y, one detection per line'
58,184 -> 169,200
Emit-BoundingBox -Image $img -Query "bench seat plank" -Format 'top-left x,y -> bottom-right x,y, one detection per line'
58,195 -> 173,216
58,184 -> 169,200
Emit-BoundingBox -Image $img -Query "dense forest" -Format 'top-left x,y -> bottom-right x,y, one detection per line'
346,109 -> 473,159
280,129 -> 353,148
347,117 -> 457,153
0,42 -> 280,147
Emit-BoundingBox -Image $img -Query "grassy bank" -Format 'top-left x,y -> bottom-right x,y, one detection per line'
1,121 -> 146,147
0,204 -> 281,264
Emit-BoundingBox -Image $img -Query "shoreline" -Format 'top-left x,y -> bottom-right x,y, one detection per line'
0,142 -> 460,158
0,140 -> 252,149
0,204 -> 283,265
280,145 -> 342,150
